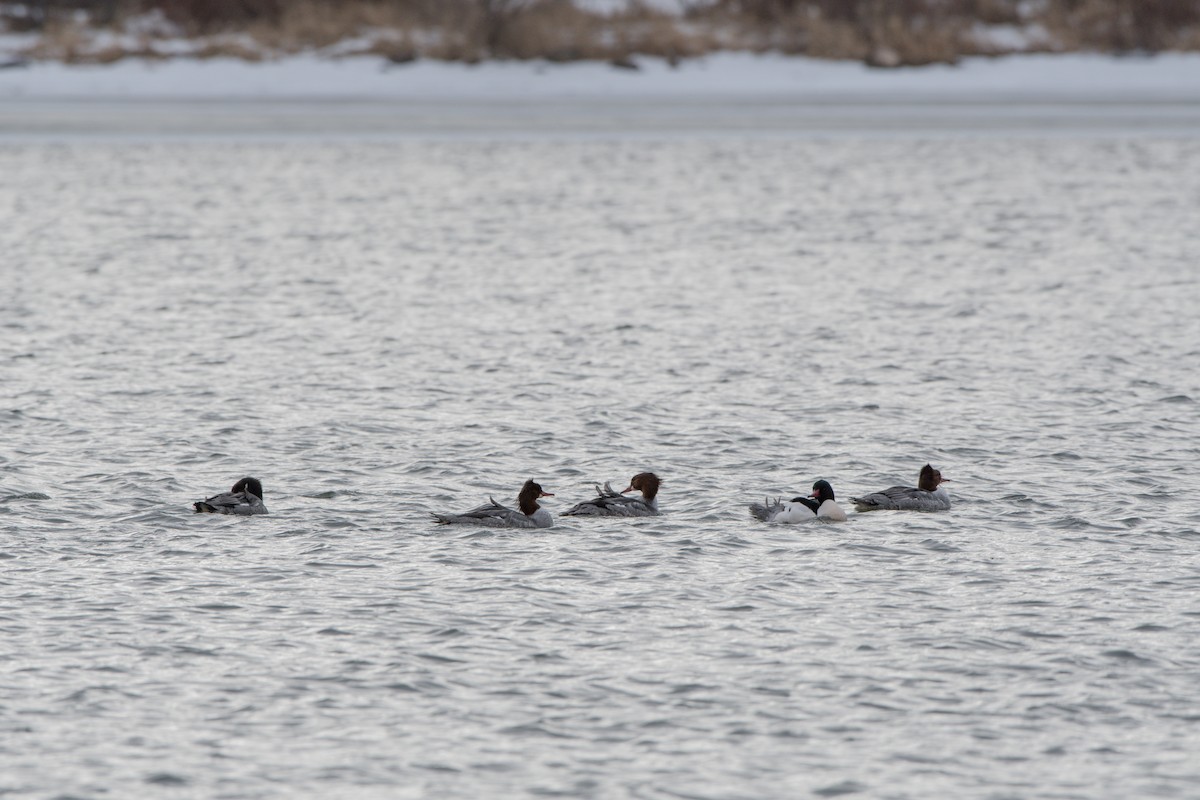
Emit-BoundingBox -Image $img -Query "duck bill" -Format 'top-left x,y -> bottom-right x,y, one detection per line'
539,491 -> 554,498
621,485 -> 634,494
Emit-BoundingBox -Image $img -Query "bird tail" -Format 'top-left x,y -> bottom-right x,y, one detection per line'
748,497 -> 781,522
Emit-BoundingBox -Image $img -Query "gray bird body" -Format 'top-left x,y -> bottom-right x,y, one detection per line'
194,477 -> 268,515
563,479 -> 660,517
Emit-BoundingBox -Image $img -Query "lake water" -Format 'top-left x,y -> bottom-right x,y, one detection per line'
1,99 -> 1199,799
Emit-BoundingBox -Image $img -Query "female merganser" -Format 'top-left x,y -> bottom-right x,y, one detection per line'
749,479 -> 847,523
193,477 -> 268,515
851,464 -> 951,512
563,472 -> 661,517
431,480 -> 554,528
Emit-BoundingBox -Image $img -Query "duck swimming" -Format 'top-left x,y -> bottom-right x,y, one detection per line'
851,464 -> 951,512
431,479 -> 555,528
562,472 -> 661,517
749,479 -> 847,523
193,477 -> 268,515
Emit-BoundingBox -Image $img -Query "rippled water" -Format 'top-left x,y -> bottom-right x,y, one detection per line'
2,114 -> 1199,799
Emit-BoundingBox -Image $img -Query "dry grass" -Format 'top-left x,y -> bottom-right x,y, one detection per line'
20,17 -> 165,63
153,0 -> 283,34
1039,0 -> 1200,52
491,1 -> 609,61
191,38 -> 266,60
248,2 -> 369,51
18,18 -> 92,63
688,1 -> 974,65
608,9 -> 719,62
697,0 -> 1200,62
4,0 -> 1200,65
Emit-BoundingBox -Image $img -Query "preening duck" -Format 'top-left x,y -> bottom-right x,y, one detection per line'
851,464 -> 951,512
431,479 -> 555,529
749,479 -> 847,523
562,472 -> 661,517
193,477 -> 268,515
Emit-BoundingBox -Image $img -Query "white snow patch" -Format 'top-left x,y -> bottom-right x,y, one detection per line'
970,23 -> 1057,52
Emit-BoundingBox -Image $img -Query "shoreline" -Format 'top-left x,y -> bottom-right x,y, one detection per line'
2,52 -> 1200,102
3,52 -> 1199,139
4,97 -> 1198,140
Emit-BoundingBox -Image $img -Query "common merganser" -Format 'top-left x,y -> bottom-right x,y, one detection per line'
851,464 -> 951,512
431,480 -> 554,528
749,479 -> 847,523
563,472 -> 661,517
193,477 -> 268,515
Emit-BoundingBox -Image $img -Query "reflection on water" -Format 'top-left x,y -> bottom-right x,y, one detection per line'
1,130 -> 1199,799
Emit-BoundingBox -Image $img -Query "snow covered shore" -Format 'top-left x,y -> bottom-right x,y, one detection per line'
2,51 -> 1200,101
2,52 -> 1197,138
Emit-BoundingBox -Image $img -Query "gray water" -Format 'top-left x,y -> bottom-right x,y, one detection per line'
2,105 -> 1200,800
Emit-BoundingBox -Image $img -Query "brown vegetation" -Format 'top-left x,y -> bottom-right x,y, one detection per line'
3,0 -> 1199,66
704,0 -> 1200,62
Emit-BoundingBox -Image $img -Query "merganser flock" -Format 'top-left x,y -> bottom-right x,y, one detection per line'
191,465 -> 954,524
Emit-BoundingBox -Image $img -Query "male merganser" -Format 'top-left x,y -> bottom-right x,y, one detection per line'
193,477 -> 268,515
851,464 -> 951,512
749,479 -> 847,523
431,480 -> 554,528
563,472 -> 661,517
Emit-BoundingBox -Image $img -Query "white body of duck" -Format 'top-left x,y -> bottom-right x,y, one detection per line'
563,472 -> 661,517
432,480 -> 554,529
749,479 -> 847,523
193,477 -> 268,515
852,465 -> 951,512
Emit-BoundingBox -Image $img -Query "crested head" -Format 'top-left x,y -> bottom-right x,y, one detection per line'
810,479 -> 835,503
918,464 -> 943,492
518,480 -> 553,516
232,477 -> 264,500
624,472 -> 661,500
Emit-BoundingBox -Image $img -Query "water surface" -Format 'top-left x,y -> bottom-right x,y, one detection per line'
2,112 -> 1199,799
